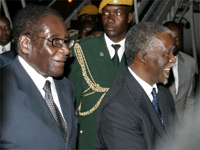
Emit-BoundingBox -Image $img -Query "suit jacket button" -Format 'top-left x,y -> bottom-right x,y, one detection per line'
80,130 -> 83,134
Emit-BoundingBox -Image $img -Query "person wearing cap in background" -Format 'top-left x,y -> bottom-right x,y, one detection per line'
78,4 -> 99,25
68,4 -> 99,41
66,0 -> 133,149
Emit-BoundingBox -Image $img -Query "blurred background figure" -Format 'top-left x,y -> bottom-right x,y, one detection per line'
160,70 -> 200,150
78,20 -> 97,39
0,16 -> 12,54
0,15 -> 17,68
164,21 -> 198,123
78,4 -> 99,25
69,4 -> 100,41
86,27 -> 103,38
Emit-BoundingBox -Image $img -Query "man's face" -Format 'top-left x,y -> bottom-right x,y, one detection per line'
0,17 -> 11,46
79,14 -> 97,24
145,33 -> 176,85
102,5 -> 132,42
78,22 -> 96,39
25,15 -> 70,78
169,26 -> 182,55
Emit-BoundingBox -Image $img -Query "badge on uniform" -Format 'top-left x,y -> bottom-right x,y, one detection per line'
99,52 -> 104,57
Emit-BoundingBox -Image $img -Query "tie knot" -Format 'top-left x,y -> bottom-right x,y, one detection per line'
111,44 -> 121,52
43,80 -> 51,93
151,88 -> 157,98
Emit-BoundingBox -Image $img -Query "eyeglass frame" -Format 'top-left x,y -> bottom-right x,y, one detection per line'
24,33 -> 74,49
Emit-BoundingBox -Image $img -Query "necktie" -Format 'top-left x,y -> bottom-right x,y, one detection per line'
151,88 -> 164,125
111,44 -> 121,69
43,80 -> 68,140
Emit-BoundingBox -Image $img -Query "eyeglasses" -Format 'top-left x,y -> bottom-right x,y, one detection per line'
25,33 -> 74,49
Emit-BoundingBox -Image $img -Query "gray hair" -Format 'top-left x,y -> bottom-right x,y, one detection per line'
125,22 -> 171,65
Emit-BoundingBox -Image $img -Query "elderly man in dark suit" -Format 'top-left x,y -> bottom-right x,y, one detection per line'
96,22 -> 178,149
0,4 -> 77,149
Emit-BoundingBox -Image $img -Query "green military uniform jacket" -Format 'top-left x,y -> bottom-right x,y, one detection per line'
67,34 -> 127,149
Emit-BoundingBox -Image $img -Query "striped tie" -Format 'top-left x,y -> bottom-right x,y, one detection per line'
151,88 -> 164,125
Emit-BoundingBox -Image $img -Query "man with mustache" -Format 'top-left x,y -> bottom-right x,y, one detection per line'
67,0 -> 133,149
0,4 -> 77,149
96,22 -> 178,149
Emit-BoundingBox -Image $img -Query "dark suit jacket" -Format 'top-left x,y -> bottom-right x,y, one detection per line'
95,67 -> 178,149
0,50 -> 17,68
0,57 -> 78,149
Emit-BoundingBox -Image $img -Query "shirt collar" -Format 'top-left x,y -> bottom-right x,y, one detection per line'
104,33 -> 125,61
0,42 -> 11,53
104,33 -> 125,46
128,67 -> 158,102
18,55 -> 54,93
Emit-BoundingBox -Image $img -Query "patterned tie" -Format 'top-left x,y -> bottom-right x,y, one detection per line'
43,80 -> 68,140
151,88 -> 164,125
111,44 -> 121,69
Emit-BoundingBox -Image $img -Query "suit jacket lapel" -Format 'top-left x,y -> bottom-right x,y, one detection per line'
54,79 -> 72,143
157,87 -> 175,137
11,58 -> 64,138
123,68 -> 167,139
176,52 -> 185,100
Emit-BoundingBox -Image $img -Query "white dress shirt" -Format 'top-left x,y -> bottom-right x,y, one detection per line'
18,55 -> 65,118
172,55 -> 179,94
128,67 -> 158,102
0,42 -> 11,54
104,33 -> 125,62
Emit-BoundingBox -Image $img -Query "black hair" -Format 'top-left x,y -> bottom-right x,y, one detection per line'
12,3 -> 63,51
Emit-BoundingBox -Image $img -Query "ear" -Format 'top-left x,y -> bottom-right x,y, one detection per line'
136,51 -> 147,63
19,35 -> 31,55
128,13 -> 133,23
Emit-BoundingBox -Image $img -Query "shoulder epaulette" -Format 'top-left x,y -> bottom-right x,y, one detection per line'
76,35 -> 95,43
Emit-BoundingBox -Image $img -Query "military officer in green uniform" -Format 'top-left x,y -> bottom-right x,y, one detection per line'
67,0 -> 133,149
